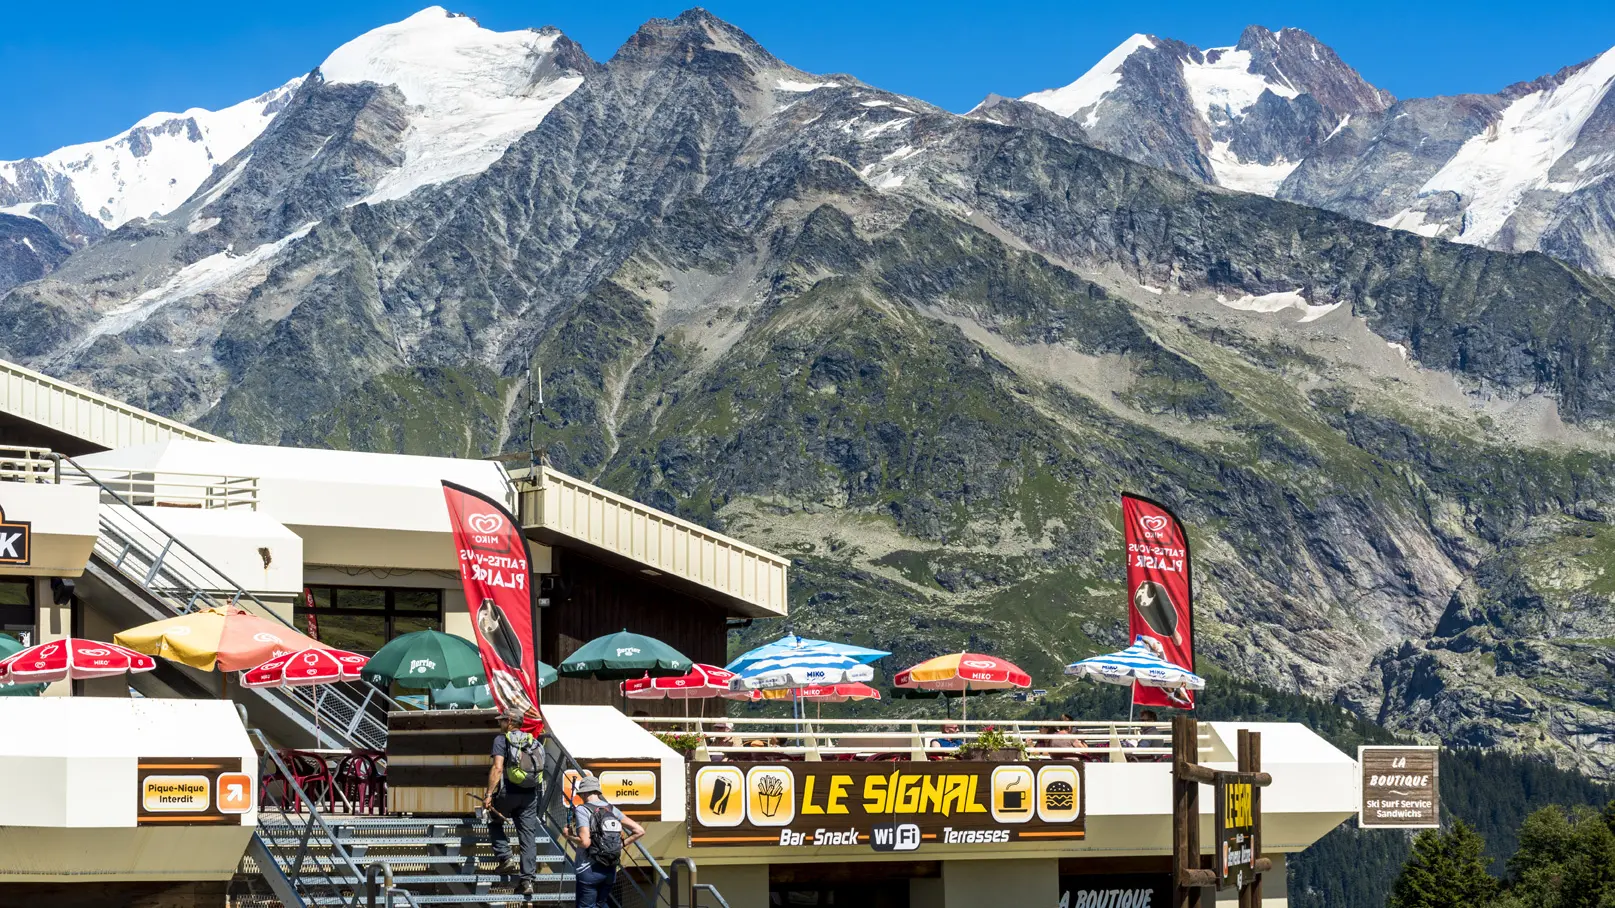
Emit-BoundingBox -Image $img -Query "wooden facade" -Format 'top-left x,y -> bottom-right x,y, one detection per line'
539,548 -> 730,716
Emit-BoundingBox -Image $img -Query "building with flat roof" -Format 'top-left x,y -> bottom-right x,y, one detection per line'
0,357 -> 1365,908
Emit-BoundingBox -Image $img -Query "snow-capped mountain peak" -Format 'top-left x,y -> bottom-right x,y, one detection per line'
1020,34 -> 1156,126
1015,26 -> 1393,195
317,6 -> 588,203
0,78 -> 302,231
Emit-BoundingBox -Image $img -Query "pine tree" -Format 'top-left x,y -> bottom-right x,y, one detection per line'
1389,821 -> 1499,908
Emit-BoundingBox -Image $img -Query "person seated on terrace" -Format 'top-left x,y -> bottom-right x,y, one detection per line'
930,723 -> 965,750
1124,709 -> 1159,760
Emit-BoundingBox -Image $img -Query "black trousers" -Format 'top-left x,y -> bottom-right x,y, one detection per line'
488,785 -> 541,883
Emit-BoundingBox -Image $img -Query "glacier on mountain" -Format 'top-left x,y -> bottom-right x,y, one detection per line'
1399,46 -> 1615,246
319,6 -> 585,204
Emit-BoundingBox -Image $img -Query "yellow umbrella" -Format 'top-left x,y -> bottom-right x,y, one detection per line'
114,607 -> 325,672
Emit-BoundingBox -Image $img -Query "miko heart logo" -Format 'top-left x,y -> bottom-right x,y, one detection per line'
468,513 -> 504,535
962,659 -> 996,669
1139,515 -> 1170,534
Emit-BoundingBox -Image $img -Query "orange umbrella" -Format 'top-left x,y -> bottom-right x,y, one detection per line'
114,607 -> 327,672
894,652 -> 1031,721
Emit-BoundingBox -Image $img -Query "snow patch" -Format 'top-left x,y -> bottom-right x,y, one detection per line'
776,79 -> 838,93
0,79 -> 302,229
187,217 -> 221,234
0,202 -> 43,221
191,155 -> 252,212
83,222 -> 318,345
1417,46 -> 1615,245
1376,208 -> 1448,238
1325,114 -> 1352,142
1021,34 -> 1156,126
1207,141 -> 1298,195
320,7 -> 585,204
1388,341 -> 1409,359
1216,288 -> 1340,322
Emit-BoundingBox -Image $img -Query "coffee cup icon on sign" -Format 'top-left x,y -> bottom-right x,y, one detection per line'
1001,778 -> 1029,813
708,777 -> 732,815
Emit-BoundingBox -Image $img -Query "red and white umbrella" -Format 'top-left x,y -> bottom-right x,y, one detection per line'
622,663 -> 736,700
241,647 -> 369,743
241,647 -> 368,688
0,638 -> 157,683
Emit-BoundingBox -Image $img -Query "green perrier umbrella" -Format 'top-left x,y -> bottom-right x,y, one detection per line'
0,634 -> 45,697
560,630 -> 692,680
431,661 -> 557,709
362,630 -> 486,690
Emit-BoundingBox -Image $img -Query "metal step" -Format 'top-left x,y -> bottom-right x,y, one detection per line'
302,893 -> 572,905
389,872 -> 573,885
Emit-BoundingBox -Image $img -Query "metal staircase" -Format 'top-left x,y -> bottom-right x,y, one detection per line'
236,730 -> 733,908
57,455 -> 395,750
238,730 -> 578,908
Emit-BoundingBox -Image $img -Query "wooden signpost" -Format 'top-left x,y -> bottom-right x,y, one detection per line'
1173,717 -> 1272,908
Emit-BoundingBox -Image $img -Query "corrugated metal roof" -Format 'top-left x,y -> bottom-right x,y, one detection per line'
0,357 -> 222,449
514,466 -> 789,619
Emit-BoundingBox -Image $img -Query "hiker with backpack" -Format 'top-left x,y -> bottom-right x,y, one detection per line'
485,705 -> 545,896
567,775 -> 645,908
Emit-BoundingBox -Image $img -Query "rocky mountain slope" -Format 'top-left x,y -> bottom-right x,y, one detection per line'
7,8 -> 1615,777
1013,30 -> 1615,278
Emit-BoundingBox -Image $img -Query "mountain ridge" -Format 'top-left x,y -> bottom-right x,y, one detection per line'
1013,28 -> 1615,276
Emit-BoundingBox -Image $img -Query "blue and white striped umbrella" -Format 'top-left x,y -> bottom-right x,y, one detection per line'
726,635 -> 889,691
1064,635 -> 1206,690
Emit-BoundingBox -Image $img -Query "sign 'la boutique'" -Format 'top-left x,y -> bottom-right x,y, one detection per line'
688,761 -> 1084,849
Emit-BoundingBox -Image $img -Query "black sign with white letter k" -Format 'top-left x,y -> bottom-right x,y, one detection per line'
0,505 -> 31,566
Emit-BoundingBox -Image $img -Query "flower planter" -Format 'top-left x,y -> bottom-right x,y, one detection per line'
958,747 -> 1022,761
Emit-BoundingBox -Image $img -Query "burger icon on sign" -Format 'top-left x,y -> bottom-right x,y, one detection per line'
1044,780 -> 1074,811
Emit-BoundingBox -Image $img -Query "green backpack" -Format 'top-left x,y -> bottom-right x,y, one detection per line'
503,731 -> 543,789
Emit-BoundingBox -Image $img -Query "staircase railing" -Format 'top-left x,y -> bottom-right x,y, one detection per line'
540,734 -> 726,908
60,454 -> 397,749
251,728 -> 419,908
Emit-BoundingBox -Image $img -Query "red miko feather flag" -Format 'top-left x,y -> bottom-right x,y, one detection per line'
1123,494 -> 1196,709
442,481 -> 541,731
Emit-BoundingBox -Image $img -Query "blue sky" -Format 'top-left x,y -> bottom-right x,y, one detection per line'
3,0 -> 1613,159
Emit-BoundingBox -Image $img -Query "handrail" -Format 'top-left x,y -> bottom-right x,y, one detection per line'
541,733 -> 711,908
252,727 -> 413,908
63,453 -> 399,749
63,464 -> 260,510
0,445 -> 57,483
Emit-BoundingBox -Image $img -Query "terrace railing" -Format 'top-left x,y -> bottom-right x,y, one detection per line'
632,717 -> 1201,762
0,445 -> 57,482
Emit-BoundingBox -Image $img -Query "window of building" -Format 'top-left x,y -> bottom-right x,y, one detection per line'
294,586 -> 443,654
0,578 -> 33,645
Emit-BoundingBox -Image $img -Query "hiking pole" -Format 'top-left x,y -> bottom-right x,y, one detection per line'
467,791 -> 506,823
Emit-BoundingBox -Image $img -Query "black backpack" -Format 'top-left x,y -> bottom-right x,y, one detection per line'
585,802 -> 625,868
